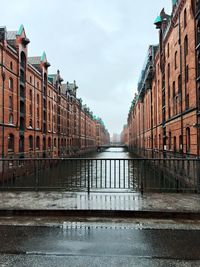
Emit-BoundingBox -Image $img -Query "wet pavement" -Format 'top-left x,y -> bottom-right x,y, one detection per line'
0,223 -> 200,266
0,191 -> 200,213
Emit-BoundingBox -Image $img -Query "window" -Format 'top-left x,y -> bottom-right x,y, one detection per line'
29,118 -> 32,127
10,62 -> 13,70
54,138 -> 57,147
169,132 -> 172,150
29,104 -> 32,116
178,75 -> 182,94
29,135 -> 33,150
184,35 -> 188,58
186,65 -> 189,83
9,113 -> 13,124
175,51 -> 177,69
167,63 -> 170,81
30,76 -> 32,84
19,136 -> 24,152
48,137 -> 51,148
37,94 -> 39,105
8,134 -> 14,152
36,136 -> 40,149
186,127 -> 190,153
20,51 -> 26,69
29,90 -> 32,101
172,81 -> 176,98
9,78 -> 13,90
173,136 -> 177,152
184,8 -> 187,29
37,107 -> 39,118
179,135 -> 183,151
9,96 -> 13,110
167,43 -> 170,58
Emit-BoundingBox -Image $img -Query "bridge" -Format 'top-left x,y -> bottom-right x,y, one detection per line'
97,143 -> 128,150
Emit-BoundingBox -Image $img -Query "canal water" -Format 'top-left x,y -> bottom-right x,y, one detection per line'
1,148 -> 197,193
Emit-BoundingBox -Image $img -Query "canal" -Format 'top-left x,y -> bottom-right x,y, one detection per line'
0,147 -> 198,193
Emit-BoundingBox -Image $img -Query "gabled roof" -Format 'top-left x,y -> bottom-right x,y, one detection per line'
17,24 -> 24,36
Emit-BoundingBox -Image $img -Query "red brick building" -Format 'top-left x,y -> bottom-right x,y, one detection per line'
0,25 -> 110,158
120,125 -> 129,146
127,0 -> 199,158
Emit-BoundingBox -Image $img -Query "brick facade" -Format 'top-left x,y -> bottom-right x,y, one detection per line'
0,25 -> 110,158
127,0 -> 199,158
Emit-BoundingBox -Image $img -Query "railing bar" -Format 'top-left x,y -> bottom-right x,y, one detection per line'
96,160 -> 97,189
114,160 -> 116,189
105,160 -> 107,189
110,160 -> 112,189
123,160 -> 125,189
101,160 -> 102,189
85,159 -> 87,188
119,159 -> 121,189
91,160 -> 93,189
80,159 -> 82,188
76,159 -> 78,188
128,160 -> 130,189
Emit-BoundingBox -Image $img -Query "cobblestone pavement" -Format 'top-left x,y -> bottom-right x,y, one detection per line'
0,192 -> 200,212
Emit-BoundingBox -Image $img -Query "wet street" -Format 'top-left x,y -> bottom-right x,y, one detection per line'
0,222 -> 200,267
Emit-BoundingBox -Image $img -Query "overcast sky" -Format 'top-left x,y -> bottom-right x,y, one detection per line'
1,0 -> 172,135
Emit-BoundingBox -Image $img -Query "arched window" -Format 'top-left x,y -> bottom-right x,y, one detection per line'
54,138 -> 57,147
186,127 -> 190,153
36,136 -> 40,149
9,78 -> 13,90
10,61 -> 13,70
9,113 -> 13,124
8,134 -> 14,152
29,135 -> 33,150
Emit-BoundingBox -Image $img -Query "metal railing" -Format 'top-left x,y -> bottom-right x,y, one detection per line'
0,158 -> 199,193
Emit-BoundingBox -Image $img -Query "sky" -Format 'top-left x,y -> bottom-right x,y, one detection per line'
1,0 -> 172,135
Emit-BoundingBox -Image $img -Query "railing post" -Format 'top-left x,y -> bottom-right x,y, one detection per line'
87,159 -> 90,197
197,159 -> 200,194
35,159 -> 39,191
141,160 -> 144,195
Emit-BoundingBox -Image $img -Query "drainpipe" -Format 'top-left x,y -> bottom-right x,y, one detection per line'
178,12 -> 184,158
1,40 -> 5,159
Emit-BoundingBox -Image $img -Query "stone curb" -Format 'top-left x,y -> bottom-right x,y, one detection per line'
0,209 -> 200,220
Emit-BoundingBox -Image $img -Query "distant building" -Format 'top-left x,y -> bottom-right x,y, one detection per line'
120,125 -> 129,145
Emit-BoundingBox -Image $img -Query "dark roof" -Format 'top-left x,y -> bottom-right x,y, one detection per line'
61,84 -> 67,94
7,31 -> 17,40
28,57 -> 41,65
